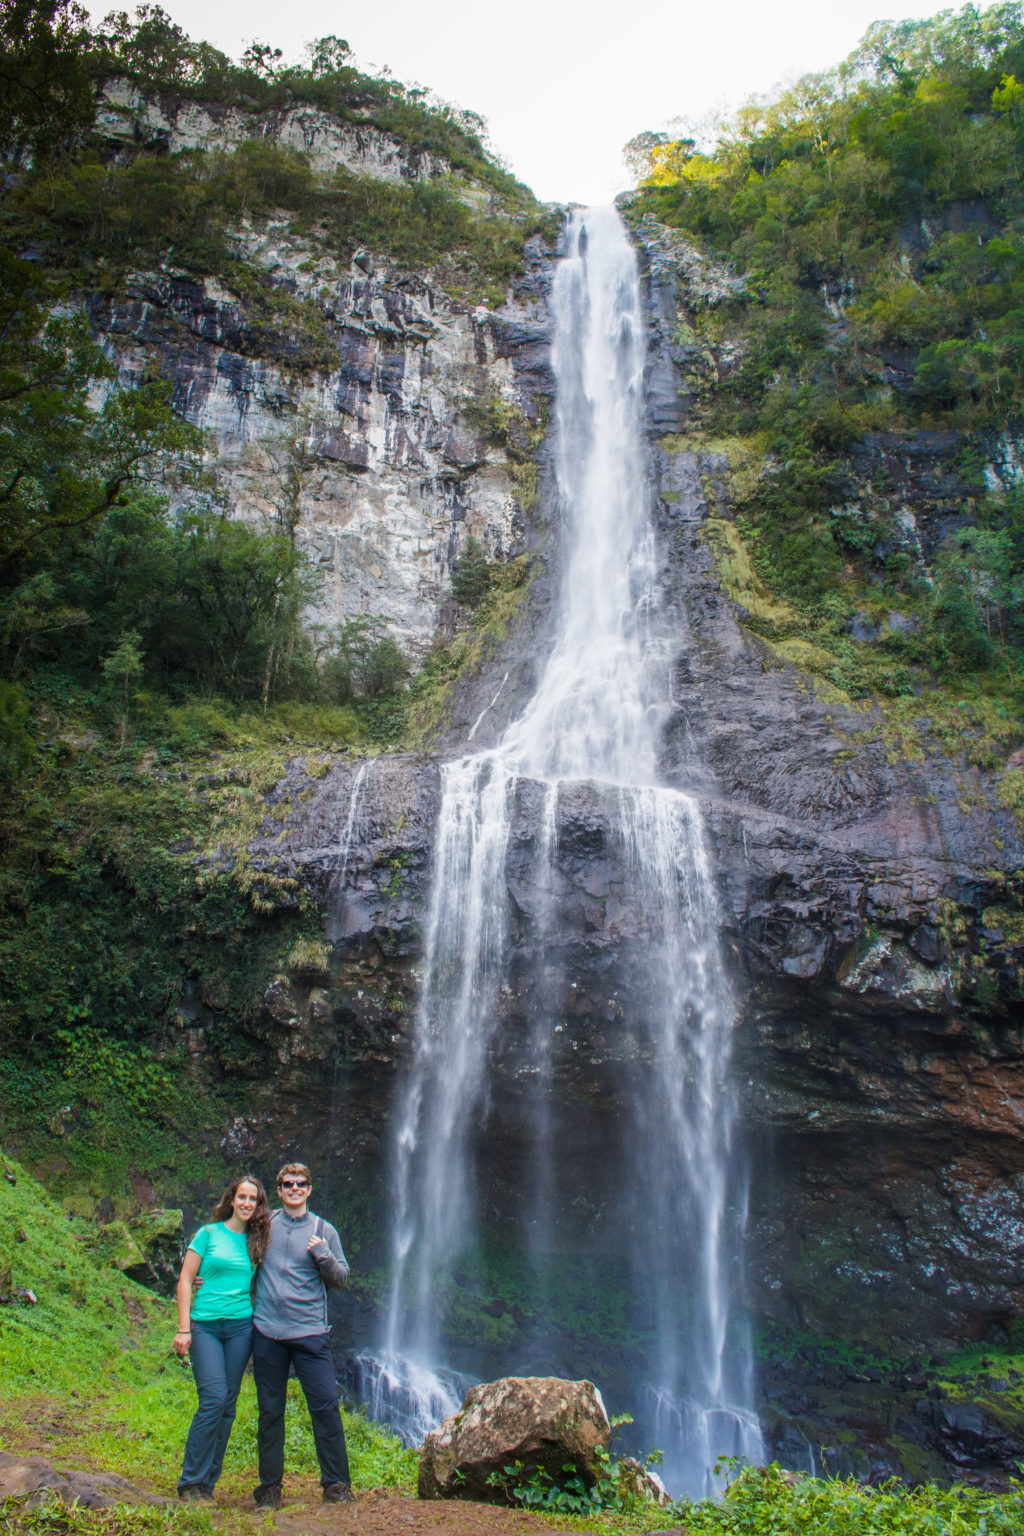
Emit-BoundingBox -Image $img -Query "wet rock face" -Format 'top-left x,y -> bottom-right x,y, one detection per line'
758,1342 -> 1024,1488
253,746 -> 1024,1354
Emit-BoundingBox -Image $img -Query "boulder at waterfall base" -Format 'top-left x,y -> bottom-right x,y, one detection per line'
418,1376 -> 610,1502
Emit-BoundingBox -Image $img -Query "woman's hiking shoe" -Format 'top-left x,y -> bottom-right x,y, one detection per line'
322,1483 -> 354,1503
253,1483 -> 283,1510
177,1486 -> 213,1502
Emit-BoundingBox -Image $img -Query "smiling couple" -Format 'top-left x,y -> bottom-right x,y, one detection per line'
173,1162 -> 352,1510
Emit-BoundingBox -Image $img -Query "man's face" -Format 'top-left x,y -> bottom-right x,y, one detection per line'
278,1173 -> 311,1212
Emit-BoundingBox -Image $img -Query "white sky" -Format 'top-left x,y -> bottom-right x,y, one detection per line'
89,1 -> 967,204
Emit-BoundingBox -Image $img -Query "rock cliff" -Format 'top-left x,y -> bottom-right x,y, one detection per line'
239,216 -> 1024,1356
36,77 -> 1024,1480
85,81 -> 553,650
197,210 -> 1024,1483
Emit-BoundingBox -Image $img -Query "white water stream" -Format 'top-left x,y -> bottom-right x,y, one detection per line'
357,207 -> 761,1495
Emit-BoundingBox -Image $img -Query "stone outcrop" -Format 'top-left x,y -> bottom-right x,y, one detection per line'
96,78 -> 451,183
102,1210 -> 184,1296
418,1377 -> 609,1501
88,241 -> 553,649
0,1453 -> 170,1509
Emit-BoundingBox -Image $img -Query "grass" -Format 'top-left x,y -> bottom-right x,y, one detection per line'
1,1499 -> 215,1536
666,1464 -> 1024,1535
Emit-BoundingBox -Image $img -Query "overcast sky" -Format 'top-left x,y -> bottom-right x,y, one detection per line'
89,1 -> 969,203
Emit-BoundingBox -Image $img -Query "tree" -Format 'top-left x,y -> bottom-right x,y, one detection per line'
306,35 -> 352,76
933,526 -> 1016,657
240,40 -> 282,80
0,251 -> 203,577
451,535 -> 491,608
102,627 -> 144,746
622,131 -> 669,181
0,0 -> 93,160
163,512 -> 318,699
91,5 -> 219,91
323,615 -> 408,702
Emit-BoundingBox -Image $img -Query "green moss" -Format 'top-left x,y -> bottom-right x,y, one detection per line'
997,768 -> 1024,825
404,557 -> 533,749
704,517 -> 799,628
981,903 -> 1024,943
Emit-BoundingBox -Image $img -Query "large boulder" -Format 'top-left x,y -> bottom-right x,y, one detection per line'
418,1375 -> 610,1502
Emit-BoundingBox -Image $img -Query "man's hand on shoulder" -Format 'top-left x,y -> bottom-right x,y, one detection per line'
305,1228 -> 350,1289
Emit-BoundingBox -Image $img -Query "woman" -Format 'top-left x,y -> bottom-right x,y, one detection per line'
174,1174 -> 270,1500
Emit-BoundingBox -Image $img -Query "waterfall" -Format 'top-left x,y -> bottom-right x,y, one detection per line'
326,759 -> 371,945
358,206 -> 761,1496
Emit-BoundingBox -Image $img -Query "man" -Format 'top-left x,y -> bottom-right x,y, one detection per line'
251,1162 -> 353,1509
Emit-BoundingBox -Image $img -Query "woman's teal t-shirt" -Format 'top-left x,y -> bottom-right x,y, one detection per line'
187,1223 -> 255,1322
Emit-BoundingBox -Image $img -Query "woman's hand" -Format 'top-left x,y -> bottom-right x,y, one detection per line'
173,1328 -> 191,1358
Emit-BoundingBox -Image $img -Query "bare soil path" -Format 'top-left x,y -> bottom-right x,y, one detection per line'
0,1403 -> 566,1536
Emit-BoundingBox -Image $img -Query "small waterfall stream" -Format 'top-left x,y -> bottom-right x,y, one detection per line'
357,207 -> 761,1495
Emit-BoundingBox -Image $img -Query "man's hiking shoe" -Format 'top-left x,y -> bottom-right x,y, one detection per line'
322,1482 -> 354,1503
253,1483 -> 282,1510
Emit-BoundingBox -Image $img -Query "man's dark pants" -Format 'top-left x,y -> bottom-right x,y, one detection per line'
252,1328 -> 351,1489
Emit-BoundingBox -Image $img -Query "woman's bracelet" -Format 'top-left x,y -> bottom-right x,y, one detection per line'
175,1328 -> 191,1335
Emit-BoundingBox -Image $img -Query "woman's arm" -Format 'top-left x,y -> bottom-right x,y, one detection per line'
173,1247 -> 202,1356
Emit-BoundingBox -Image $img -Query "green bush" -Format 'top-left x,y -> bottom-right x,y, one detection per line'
674,1461 -> 1024,1535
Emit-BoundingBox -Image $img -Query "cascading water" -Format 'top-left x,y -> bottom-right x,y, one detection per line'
356,207 -> 761,1495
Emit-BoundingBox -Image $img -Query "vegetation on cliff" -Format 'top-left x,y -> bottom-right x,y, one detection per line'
0,3 -> 545,1175
626,2 -> 1024,729
2,3 -> 546,308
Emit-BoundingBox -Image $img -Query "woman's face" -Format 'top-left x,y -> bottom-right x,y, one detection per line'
233,1181 -> 259,1223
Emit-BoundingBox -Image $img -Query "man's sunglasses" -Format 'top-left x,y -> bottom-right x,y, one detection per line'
278,1179 -> 309,1191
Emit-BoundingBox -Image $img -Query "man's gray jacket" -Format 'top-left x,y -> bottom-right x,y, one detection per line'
253,1208 -> 349,1339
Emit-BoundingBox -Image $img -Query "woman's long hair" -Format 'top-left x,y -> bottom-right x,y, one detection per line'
211,1174 -> 271,1265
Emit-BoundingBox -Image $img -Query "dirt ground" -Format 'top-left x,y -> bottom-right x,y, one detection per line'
0,1404 -> 575,1536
